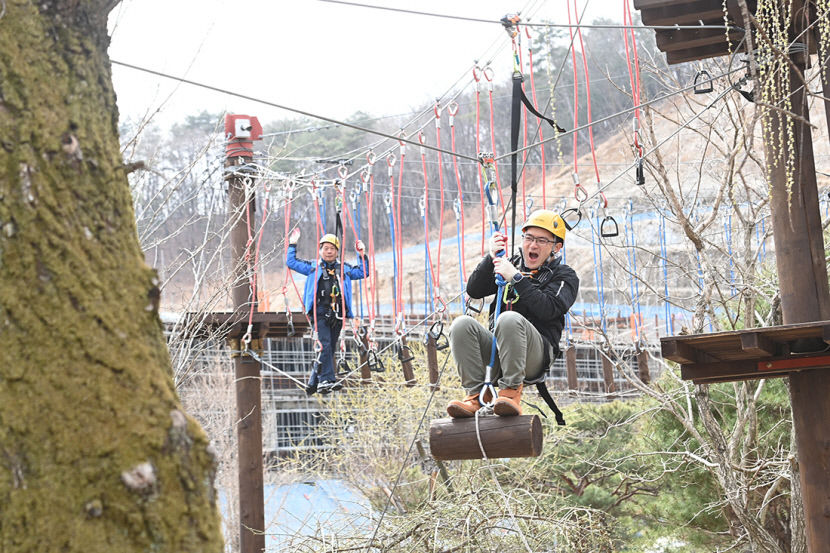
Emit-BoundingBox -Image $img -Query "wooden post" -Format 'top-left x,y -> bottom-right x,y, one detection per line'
226,154 -> 265,553
764,23 -> 830,551
426,332 -> 439,389
399,335 -> 416,386
601,350 -> 616,396
359,326 -> 371,384
429,415 -> 543,460
637,348 -> 650,384
565,345 -> 578,390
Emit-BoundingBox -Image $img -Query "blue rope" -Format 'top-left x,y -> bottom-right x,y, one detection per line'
625,202 -> 642,343
354,200 -> 364,319
388,197 -> 398,317
658,211 -> 673,334
590,207 -> 607,335
724,207 -> 736,296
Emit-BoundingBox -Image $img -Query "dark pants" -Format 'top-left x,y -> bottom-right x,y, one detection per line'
308,307 -> 342,385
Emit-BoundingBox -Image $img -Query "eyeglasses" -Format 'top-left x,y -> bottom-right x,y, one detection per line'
521,233 -> 555,246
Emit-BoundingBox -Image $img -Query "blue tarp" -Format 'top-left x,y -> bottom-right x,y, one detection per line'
222,479 -> 375,552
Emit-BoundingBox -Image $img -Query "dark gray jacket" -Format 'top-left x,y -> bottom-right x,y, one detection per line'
467,252 -> 579,361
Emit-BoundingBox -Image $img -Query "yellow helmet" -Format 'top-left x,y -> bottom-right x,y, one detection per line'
522,210 -> 566,241
319,233 -> 340,250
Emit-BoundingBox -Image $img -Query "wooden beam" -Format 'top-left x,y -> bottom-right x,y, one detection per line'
640,4 -> 726,26
690,371 -> 792,385
661,339 -> 699,364
666,42 -> 740,64
429,415 -> 543,460
739,332 -> 776,357
656,28 -> 743,52
634,0 -> 694,9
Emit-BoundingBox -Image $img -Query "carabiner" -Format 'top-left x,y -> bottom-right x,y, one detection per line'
479,365 -> 499,408
574,183 -> 589,203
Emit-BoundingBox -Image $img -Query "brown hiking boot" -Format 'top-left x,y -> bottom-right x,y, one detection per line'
447,393 -> 482,418
493,385 -> 523,416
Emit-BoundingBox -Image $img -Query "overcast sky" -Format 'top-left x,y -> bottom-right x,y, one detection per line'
107,0 -> 623,129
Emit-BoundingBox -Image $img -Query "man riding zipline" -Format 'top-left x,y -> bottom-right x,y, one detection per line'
447,209 -> 579,417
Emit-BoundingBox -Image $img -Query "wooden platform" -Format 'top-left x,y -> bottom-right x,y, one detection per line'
661,321 -> 830,383
634,0 -> 761,65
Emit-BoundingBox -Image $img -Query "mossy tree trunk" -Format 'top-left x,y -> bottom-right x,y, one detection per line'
0,2 -> 223,551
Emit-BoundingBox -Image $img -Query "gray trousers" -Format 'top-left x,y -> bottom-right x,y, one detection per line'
449,312 -> 549,393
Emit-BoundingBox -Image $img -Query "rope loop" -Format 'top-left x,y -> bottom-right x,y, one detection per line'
418,131 -> 426,154
479,365 -> 498,408
472,64 -> 482,83
447,101 -> 459,118
337,164 -> 349,179
366,150 -> 377,166
398,131 -> 407,155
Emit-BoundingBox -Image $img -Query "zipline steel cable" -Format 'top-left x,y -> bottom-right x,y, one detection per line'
314,0 -> 745,32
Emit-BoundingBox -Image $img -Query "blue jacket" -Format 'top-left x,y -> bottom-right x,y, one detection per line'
286,244 -> 369,319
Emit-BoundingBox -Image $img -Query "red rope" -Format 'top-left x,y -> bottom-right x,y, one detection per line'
517,29 -> 528,221
282,193 -> 307,319
574,0 -> 606,207
525,26 -> 546,210
623,0 -> 644,154
448,102 -> 468,283
419,132 -> 445,312
364,152 -> 378,323
433,103 -> 446,293
394,143 -> 405,316
473,66 -> 486,257
311,182 -> 322,336
485,67 -> 508,229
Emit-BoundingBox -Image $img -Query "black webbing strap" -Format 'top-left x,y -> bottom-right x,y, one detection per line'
536,381 -> 566,426
510,72 -> 522,258
520,87 -> 566,134
335,209 -> 344,265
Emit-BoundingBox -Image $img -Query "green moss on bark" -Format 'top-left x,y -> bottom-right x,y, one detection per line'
0,2 -> 223,551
